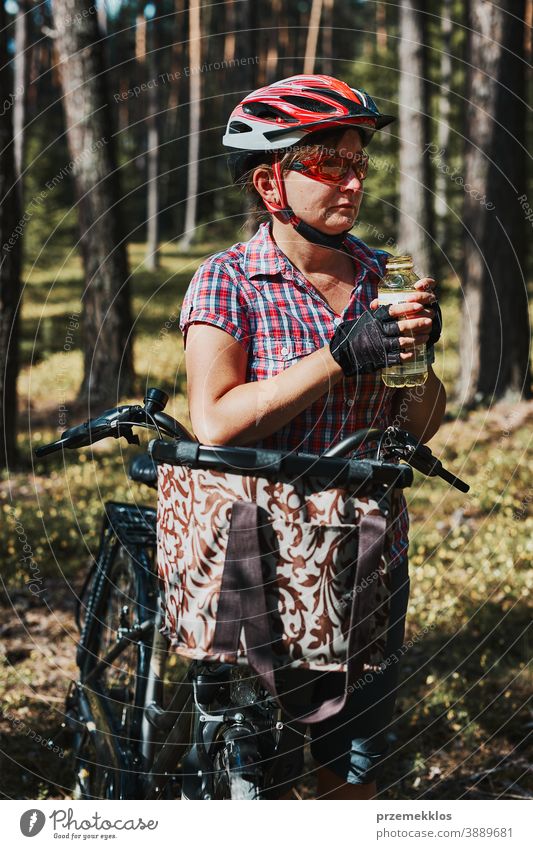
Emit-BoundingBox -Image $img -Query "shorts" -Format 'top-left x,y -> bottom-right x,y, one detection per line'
280,558 -> 410,787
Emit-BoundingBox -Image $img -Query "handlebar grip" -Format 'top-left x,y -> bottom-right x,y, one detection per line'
34,440 -> 68,457
438,466 -> 470,493
60,421 -> 91,446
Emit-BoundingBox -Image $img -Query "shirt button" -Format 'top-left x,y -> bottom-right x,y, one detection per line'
281,346 -> 289,356
345,398 -> 354,407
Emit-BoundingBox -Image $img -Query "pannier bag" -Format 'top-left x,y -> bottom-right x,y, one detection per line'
157,463 -> 398,723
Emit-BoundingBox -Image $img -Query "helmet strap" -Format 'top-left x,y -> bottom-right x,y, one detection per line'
265,155 -> 350,251
294,219 -> 349,251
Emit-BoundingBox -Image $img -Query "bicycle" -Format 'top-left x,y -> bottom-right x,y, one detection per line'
36,387 -> 468,800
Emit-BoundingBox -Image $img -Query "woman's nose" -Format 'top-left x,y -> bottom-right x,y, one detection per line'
339,167 -> 363,191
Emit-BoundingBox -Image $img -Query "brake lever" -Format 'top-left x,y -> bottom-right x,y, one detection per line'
384,428 -> 469,493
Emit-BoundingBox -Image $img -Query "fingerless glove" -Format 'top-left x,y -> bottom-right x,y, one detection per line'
427,301 -> 442,347
330,307 -> 401,377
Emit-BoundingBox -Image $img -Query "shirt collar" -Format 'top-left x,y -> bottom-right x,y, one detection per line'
243,222 -> 292,278
243,220 -> 382,281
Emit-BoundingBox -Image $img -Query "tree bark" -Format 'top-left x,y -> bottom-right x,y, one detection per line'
398,0 -> 433,275
179,0 -> 201,249
223,0 -> 236,64
14,0 -> 30,207
0,0 -> 22,469
321,0 -> 334,75
265,0 -> 281,83
145,16 -> 160,270
52,0 -> 134,406
458,0 -> 530,405
236,0 -> 259,239
376,2 -> 387,53
303,0 -> 323,75
434,0 -> 452,254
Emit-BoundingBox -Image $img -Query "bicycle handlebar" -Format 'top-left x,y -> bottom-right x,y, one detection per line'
324,427 -> 469,493
147,437 -> 413,490
34,389 -> 192,457
34,387 -> 469,493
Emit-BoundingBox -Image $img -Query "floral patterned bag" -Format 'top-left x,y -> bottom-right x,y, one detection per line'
157,463 -> 396,723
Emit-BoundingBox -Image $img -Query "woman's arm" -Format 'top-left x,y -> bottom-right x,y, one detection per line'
185,280 -> 438,445
389,366 -> 446,442
185,323 -> 344,445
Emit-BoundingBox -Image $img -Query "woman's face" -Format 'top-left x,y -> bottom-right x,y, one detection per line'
283,128 -> 365,234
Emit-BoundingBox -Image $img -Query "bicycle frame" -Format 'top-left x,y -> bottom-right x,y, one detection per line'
67,499 -> 305,800
38,388 -> 467,799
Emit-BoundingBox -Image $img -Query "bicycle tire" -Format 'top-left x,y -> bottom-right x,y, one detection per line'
212,728 -> 263,800
73,543 -> 155,799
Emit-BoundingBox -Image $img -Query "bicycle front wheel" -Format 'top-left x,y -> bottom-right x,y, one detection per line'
74,541 -> 155,799
212,727 -> 263,800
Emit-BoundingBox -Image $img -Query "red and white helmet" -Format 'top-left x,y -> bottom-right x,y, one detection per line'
222,74 -> 395,151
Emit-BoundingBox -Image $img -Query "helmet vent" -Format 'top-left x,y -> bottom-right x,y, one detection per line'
228,120 -> 253,134
281,95 -> 336,113
242,103 -> 299,122
305,86 -> 375,114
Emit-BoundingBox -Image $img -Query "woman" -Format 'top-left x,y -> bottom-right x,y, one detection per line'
179,75 -> 445,799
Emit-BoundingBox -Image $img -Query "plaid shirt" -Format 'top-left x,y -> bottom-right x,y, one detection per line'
180,221 -> 409,561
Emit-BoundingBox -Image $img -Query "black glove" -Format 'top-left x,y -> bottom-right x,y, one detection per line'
428,301 -> 442,347
330,307 -> 401,377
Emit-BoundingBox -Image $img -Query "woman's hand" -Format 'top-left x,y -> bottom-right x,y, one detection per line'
370,276 -> 439,361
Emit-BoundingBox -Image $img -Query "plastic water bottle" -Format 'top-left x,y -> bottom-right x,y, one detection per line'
378,254 -> 428,388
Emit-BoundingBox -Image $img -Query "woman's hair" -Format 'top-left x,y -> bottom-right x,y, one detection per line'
236,126 -> 365,221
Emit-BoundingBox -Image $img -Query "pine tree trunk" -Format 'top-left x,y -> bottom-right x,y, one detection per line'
457,0 -> 530,405
14,0 -> 29,207
223,0 -> 236,64
237,0 -> 259,239
321,0 -> 334,75
303,0 -> 323,75
179,0 -> 201,250
0,0 -> 22,469
265,0 -> 281,83
52,0 -> 134,406
376,3 -> 387,53
397,0 -> 433,274
145,18 -> 160,270
434,0 -> 452,253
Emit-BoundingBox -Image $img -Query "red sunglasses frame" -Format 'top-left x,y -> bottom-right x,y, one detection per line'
287,151 -> 370,184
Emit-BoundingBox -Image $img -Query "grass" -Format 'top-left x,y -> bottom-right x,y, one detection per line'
0,238 -> 531,799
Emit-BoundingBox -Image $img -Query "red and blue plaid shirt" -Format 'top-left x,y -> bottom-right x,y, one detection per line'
180,221 -> 409,561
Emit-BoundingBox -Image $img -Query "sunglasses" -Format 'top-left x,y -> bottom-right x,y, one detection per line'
287,151 -> 369,184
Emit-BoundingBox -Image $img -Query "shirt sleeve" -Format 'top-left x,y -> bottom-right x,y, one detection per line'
179,255 -> 252,350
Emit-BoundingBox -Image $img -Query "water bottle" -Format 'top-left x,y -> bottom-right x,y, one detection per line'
378,254 -> 428,388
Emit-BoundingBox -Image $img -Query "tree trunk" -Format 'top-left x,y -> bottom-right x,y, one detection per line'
145,17 -> 160,270
14,0 -> 30,207
434,0 -> 452,254
0,0 -> 22,469
303,0 -> 323,75
321,0 -> 334,75
376,2 -> 387,53
179,0 -> 201,250
277,1 -> 291,76
236,0 -> 259,239
397,0 -> 433,274
265,0 -> 281,83
457,0 -> 530,405
223,0 -> 236,64
53,0 -> 134,406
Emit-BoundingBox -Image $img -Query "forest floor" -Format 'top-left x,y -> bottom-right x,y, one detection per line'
1,241 -> 531,800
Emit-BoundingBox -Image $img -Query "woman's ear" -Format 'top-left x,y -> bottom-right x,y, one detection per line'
252,167 -> 280,207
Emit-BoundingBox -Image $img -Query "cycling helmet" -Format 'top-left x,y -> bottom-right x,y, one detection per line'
223,75 -> 395,250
